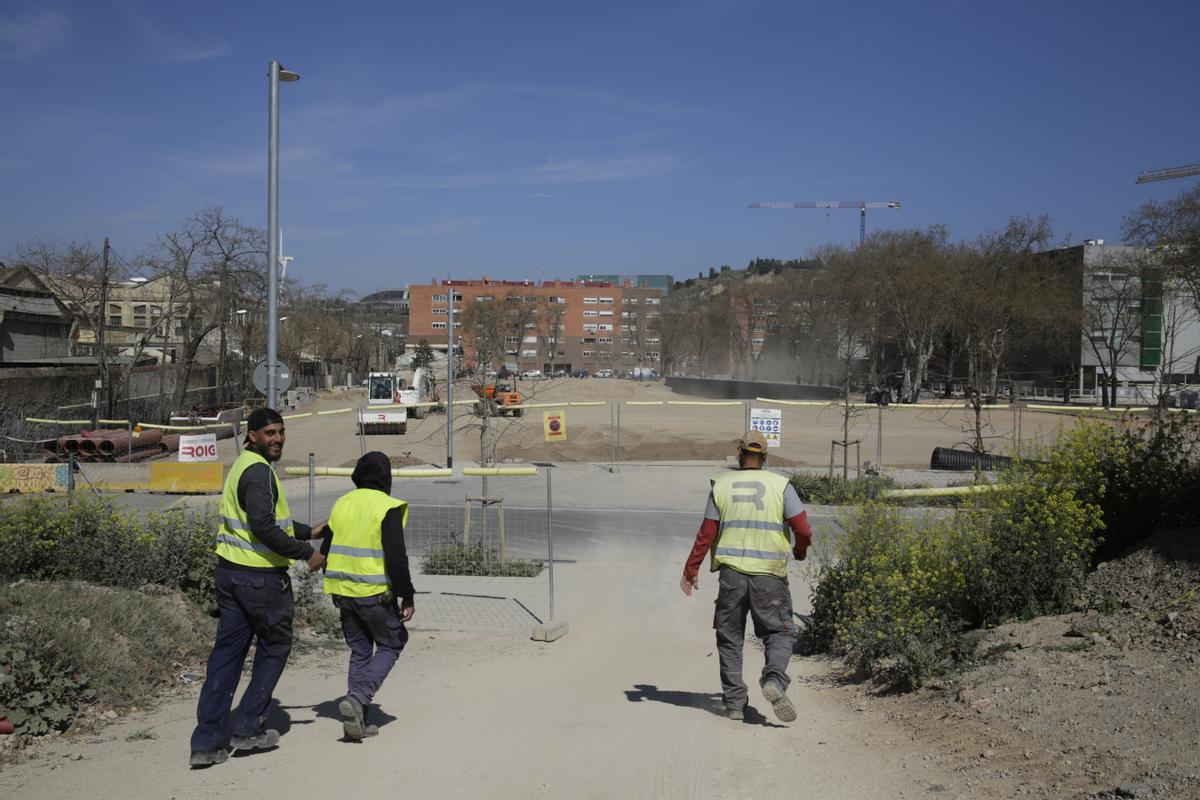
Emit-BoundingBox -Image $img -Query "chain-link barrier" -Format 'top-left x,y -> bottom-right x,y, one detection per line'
288,464 -> 555,631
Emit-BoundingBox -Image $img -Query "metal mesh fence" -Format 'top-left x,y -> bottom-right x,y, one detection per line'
619,400 -> 747,462
300,468 -> 554,630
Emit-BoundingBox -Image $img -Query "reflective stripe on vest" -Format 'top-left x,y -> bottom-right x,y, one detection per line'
215,449 -> 294,569
709,469 -> 792,578
323,487 -> 408,598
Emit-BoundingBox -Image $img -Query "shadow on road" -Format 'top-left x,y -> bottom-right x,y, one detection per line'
311,698 -> 399,739
624,683 -> 785,728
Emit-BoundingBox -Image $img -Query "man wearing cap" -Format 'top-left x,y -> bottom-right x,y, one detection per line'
190,408 -> 327,767
680,430 -> 812,722
320,451 -> 415,740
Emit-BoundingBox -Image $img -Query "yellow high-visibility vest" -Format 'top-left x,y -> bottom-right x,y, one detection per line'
216,449 -> 294,569
324,488 -> 408,598
709,469 -> 792,578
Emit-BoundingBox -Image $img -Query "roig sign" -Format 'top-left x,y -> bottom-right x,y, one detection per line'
179,433 -> 219,462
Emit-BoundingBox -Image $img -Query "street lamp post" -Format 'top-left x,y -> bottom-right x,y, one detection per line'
267,60 -> 299,411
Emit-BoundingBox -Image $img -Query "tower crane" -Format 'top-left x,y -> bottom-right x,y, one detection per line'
749,201 -> 902,246
1135,162 -> 1200,184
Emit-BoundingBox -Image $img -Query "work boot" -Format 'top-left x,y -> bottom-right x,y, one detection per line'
339,695 -> 367,741
229,729 -> 280,751
189,748 -> 229,767
726,705 -> 745,721
761,678 -> 796,723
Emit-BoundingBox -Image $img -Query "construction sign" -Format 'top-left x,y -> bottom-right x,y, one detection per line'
543,410 -> 567,442
750,407 -> 782,448
179,433 -> 219,462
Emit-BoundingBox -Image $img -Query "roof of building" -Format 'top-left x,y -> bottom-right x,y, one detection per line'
0,288 -> 67,319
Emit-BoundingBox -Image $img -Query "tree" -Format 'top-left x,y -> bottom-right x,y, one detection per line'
1079,249 -> 1147,407
412,339 -> 435,370
1123,185 -> 1200,312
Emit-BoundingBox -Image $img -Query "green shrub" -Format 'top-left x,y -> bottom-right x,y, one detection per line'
0,497 -> 217,608
789,473 -> 897,505
421,541 -> 543,578
807,429 -> 1103,689
0,581 -> 212,735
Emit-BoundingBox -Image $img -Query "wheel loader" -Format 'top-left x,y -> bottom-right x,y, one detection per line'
471,382 -> 523,417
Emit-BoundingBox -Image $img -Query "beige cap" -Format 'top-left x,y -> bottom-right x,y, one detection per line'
737,431 -> 768,454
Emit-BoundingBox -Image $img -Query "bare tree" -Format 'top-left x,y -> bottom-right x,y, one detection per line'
1080,249 -> 1147,407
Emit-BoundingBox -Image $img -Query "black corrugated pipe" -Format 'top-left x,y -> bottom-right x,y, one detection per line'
929,447 -> 1014,471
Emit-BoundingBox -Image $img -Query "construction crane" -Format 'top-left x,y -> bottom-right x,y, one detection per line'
749,201 -> 902,246
1135,162 -> 1200,184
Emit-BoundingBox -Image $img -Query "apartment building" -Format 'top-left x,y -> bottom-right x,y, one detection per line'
408,278 -> 663,374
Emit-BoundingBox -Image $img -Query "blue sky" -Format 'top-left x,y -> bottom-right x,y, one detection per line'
2,0 -> 1198,295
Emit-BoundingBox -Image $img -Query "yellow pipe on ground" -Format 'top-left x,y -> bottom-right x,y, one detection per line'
283,466 -> 453,478
462,467 -> 539,477
879,484 -> 1005,498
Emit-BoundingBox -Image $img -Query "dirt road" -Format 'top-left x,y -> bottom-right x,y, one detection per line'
0,508 -> 962,799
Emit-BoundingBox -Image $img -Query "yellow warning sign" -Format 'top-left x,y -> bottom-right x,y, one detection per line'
543,410 -> 567,442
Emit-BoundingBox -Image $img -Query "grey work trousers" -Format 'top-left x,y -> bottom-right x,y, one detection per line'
713,565 -> 796,711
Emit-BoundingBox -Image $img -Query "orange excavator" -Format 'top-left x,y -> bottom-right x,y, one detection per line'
471,382 -> 523,417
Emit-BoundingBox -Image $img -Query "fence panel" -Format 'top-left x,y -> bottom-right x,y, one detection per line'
486,402 -> 612,464
618,400 -> 747,462
297,466 -> 553,630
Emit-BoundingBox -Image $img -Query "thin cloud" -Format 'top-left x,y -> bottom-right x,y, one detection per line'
388,216 -> 487,238
159,146 -> 354,178
523,154 -> 685,183
0,10 -> 69,59
115,1 -> 230,62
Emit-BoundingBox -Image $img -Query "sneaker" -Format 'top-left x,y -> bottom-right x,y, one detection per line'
761,679 -> 796,723
362,723 -> 380,738
229,729 -> 280,751
189,748 -> 229,767
726,706 -> 745,721
339,696 -> 367,741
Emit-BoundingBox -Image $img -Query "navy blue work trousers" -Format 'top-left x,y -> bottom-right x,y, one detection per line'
190,565 -> 294,752
334,594 -> 408,709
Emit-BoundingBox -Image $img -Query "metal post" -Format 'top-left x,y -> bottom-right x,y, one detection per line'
266,60 -> 281,411
308,452 -> 315,524
67,451 -> 76,496
614,401 -> 621,471
609,401 -> 616,473
446,288 -> 454,469
546,464 -> 555,622
127,419 -> 134,459
876,403 -> 884,471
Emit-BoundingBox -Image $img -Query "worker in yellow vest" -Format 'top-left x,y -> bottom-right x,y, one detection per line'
680,431 -> 812,722
322,451 -> 415,741
190,408 -> 327,767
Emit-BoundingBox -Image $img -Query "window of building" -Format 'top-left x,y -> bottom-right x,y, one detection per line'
599,297 -> 613,304
645,297 -> 660,305
523,335 -> 538,343
583,297 -> 598,304
453,293 -> 464,302
598,337 -> 613,344
132,304 -> 148,327
598,350 -> 611,358
432,321 -> 447,329
646,337 -> 660,345
598,324 -> 613,331
647,351 -> 660,359
583,324 -> 599,332
107,304 -> 123,326
432,307 -> 448,315
432,294 -> 447,303
583,337 -> 596,343
582,350 -> 595,357
477,295 -> 494,302
583,310 -> 598,318
598,310 -> 613,317
452,321 -> 462,328
522,349 -> 538,357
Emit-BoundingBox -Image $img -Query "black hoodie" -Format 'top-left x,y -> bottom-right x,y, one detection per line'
324,451 -> 414,605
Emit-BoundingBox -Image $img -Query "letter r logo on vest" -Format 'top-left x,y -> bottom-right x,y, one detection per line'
730,481 -> 766,510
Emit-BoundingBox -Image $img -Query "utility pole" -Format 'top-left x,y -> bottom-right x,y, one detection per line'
95,238 -> 110,426
446,283 -> 455,468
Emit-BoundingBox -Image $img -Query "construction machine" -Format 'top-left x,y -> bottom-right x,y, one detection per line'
396,366 -> 439,419
471,382 -> 524,417
360,371 -> 407,434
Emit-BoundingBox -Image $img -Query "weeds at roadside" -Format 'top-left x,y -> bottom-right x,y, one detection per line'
422,540 -> 543,578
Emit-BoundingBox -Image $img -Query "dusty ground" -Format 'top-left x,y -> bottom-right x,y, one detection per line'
227,378 -> 1080,472
839,529 -> 1200,799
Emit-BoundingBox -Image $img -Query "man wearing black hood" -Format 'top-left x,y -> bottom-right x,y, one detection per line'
322,450 -> 415,740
